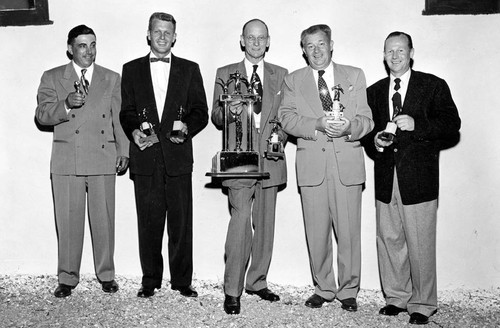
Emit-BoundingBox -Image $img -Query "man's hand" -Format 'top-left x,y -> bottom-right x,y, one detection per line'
116,156 -> 129,173
65,92 -> 86,109
326,117 -> 351,138
169,122 -> 188,144
132,129 -> 153,151
393,114 -> 415,131
374,131 -> 394,148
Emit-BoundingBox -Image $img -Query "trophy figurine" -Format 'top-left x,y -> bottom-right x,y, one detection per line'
139,107 -> 159,144
265,117 -> 285,158
323,84 -> 345,142
379,105 -> 402,142
168,106 -> 187,141
207,71 -> 269,178
74,81 -> 83,94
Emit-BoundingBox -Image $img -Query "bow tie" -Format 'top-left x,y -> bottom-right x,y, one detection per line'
150,57 -> 170,63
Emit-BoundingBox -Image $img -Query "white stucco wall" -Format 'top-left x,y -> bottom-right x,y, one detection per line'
1,0 -> 499,290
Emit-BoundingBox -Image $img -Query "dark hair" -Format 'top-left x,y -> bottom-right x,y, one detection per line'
385,31 -> 413,50
148,12 -> 176,31
67,25 -> 95,45
241,18 -> 269,36
300,24 -> 331,47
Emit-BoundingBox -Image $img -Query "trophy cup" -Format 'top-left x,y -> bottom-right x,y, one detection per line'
324,84 -> 345,142
138,107 -> 159,144
265,117 -> 285,158
207,71 -> 269,178
379,105 -> 402,142
168,106 -> 187,141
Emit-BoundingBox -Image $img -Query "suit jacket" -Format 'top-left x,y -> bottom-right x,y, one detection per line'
362,70 -> 461,205
36,63 -> 129,175
279,63 -> 373,187
211,60 -> 288,188
120,53 -> 208,176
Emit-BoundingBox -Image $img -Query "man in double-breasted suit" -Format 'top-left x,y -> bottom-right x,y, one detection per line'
36,25 -> 129,298
361,31 -> 460,325
279,24 -> 373,312
211,19 -> 288,315
120,12 -> 208,299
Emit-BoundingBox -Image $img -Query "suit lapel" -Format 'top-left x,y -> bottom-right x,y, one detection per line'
380,77 -> 391,122
301,67 -> 324,117
403,71 -> 425,117
61,63 -> 78,95
260,62 -> 277,133
162,54 -> 183,127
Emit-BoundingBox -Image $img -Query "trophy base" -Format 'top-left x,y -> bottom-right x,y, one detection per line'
379,132 -> 395,142
139,134 -> 159,144
206,151 -> 269,178
265,151 -> 285,158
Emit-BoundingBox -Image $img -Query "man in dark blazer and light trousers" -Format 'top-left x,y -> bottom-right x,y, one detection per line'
211,19 -> 288,315
120,12 -> 208,299
279,24 -> 373,312
36,25 -> 129,298
361,31 -> 461,325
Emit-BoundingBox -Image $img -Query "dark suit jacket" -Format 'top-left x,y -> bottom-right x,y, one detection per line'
36,63 -> 129,175
362,70 -> 461,205
211,60 -> 288,188
120,53 -> 208,176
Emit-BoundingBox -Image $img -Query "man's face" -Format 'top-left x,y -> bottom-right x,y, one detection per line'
67,34 -> 96,68
240,21 -> 270,63
148,19 -> 176,58
302,31 -> 333,70
384,35 -> 414,77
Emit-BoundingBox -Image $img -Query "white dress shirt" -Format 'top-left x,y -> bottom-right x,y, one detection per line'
150,52 -> 172,120
389,69 -> 411,118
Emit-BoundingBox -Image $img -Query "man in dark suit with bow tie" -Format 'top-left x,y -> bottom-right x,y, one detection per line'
211,19 -> 288,315
36,24 -> 129,298
120,12 -> 208,299
361,31 -> 461,325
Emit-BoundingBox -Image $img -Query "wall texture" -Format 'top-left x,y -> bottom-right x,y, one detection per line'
1,0 -> 499,290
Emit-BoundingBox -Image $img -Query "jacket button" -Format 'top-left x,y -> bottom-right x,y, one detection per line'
394,148 -> 398,152
102,145 -> 105,148
72,114 -> 75,118
101,130 -> 104,134
322,148 -> 326,152
102,114 -> 106,118
75,130 -> 79,134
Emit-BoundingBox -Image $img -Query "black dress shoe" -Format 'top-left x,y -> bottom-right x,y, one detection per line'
305,294 -> 330,308
137,286 -> 155,298
101,280 -> 119,293
246,288 -> 280,302
340,297 -> 358,312
54,284 -> 74,298
224,294 -> 240,315
172,285 -> 198,298
379,304 -> 407,316
409,312 -> 429,325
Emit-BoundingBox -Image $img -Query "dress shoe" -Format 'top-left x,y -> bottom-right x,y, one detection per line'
409,312 -> 429,325
305,294 -> 330,308
101,280 -> 119,293
223,294 -> 241,315
137,286 -> 155,298
245,288 -> 280,302
172,285 -> 198,298
379,304 -> 407,316
339,297 -> 358,312
54,284 -> 74,298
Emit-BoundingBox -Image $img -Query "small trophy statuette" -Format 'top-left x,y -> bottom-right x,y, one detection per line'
74,81 -> 83,94
379,105 -> 402,142
169,106 -> 187,141
265,117 -> 285,158
139,107 -> 159,144
329,84 -> 345,123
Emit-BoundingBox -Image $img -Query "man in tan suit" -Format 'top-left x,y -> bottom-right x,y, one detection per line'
279,24 -> 373,311
36,25 -> 129,298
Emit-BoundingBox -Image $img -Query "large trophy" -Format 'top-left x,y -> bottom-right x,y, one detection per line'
379,105 -> 402,142
207,71 -> 269,178
139,107 -> 159,144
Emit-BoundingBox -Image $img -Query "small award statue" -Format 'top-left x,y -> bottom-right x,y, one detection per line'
324,84 -> 345,142
139,107 -> 159,144
168,106 -> 187,141
379,105 -> 402,142
265,117 -> 285,158
74,81 -> 83,94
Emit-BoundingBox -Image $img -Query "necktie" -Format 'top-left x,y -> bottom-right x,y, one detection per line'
318,70 -> 333,112
251,64 -> 263,114
81,69 -> 89,95
392,78 -> 402,118
150,57 -> 170,63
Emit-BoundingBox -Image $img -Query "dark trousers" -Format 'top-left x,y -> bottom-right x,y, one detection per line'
132,166 -> 193,290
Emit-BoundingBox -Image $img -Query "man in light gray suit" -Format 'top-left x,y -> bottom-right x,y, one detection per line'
279,24 -> 373,312
211,18 -> 288,315
36,25 -> 129,298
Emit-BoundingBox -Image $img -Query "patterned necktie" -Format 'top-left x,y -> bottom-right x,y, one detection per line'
318,70 -> 333,111
392,78 -> 402,117
81,69 -> 89,95
251,64 -> 263,114
150,57 -> 170,63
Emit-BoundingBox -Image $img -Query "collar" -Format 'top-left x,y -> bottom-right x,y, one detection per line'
72,62 -> 94,79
